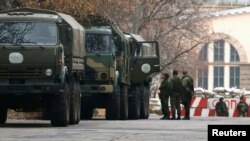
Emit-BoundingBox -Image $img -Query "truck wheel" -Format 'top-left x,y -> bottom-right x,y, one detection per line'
69,78 -> 80,124
51,83 -> 70,127
0,105 -> 7,124
140,86 -> 150,119
120,84 -> 128,120
128,85 -> 140,119
106,86 -> 120,120
81,97 -> 93,120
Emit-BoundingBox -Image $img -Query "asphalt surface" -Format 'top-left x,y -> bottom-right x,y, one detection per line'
0,114 -> 249,141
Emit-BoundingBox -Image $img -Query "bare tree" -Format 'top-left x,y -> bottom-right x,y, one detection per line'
15,0 -> 95,24
2,0 -> 212,74
0,0 -> 22,10
92,0 -> 212,73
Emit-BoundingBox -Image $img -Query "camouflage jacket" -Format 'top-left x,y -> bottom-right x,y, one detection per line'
215,101 -> 228,114
182,75 -> 194,97
170,75 -> 182,93
237,101 -> 248,112
159,79 -> 171,97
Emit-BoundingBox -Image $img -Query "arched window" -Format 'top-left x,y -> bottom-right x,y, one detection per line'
230,45 -> 240,62
198,40 -> 241,90
199,44 -> 208,61
214,66 -> 224,87
214,40 -> 224,62
230,66 -> 240,88
198,68 -> 208,89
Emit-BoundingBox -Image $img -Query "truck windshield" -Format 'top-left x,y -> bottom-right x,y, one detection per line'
86,34 -> 111,53
0,22 -> 57,45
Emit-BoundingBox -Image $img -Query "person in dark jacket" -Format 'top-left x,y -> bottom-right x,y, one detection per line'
169,70 -> 182,120
181,71 -> 194,120
159,73 -> 171,120
237,96 -> 249,117
215,97 -> 228,117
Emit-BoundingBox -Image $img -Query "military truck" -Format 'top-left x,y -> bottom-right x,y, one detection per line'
80,16 -> 160,120
125,33 -> 160,119
0,8 -> 84,126
80,22 -> 130,120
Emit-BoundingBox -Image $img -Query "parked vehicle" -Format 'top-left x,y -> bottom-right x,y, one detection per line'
80,16 -> 160,120
0,8 -> 85,126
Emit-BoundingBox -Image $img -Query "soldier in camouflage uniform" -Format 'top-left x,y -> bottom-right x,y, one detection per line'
169,70 -> 182,120
181,71 -> 194,120
215,97 -> 229,117
237,96 -> 249,117
159,73 -> 171,120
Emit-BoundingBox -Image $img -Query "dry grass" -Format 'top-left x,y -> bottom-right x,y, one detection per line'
7,110 -> 42,119
7,109 -> 106,120
7,108 -> 159,119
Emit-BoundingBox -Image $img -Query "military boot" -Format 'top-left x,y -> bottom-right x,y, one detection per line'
171,111 -> 176,120
183,111 -> 190,120
176,113 -> 181,120
160,115 -> 167,120
166,111 -> 170,120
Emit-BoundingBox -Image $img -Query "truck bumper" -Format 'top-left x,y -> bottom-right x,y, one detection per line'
0,84 -> 62,94
81,85 -> 113,94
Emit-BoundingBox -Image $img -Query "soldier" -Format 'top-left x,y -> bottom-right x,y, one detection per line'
237,96 -> 249,117
181,71 -> 194,120
159,73 -> 171,120
169,70 -> 182,120
215,97 -> 229,117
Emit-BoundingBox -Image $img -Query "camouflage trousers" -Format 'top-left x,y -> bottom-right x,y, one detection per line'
182,94 -> 192,118
170,93 -> 181,115
160,94 -> 170,115
239,111 -> 247,117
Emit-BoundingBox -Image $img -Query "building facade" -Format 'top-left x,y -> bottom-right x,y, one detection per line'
197,6 -> 250,91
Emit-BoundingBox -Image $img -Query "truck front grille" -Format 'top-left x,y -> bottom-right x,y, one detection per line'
0,68 -> 43,78
83,68 -> 98,80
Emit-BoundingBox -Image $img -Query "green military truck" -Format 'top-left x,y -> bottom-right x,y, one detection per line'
125,33 -> 160,119
80,23 -> 130,120
80,16 -> 160,120
0,8 -> 84,126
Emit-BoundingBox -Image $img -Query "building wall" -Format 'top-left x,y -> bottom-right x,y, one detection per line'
240,65 -> 250,90
211,13 -> 250,62
197,10 -> 250,91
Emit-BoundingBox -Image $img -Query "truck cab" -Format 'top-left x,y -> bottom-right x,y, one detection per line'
0,8 -> 84,126
80,24 -> 130,120
125,33 -> 160,119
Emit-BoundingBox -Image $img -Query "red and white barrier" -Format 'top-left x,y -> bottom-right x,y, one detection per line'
190,97 -> 208,108
152,96 -> 250,117
181,97 -> 250,117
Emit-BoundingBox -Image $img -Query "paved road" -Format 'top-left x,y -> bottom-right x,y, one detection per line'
0,115 -> 250,141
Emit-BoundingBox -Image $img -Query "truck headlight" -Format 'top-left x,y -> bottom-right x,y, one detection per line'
45,69 -> 53,77
100,72 -> 108,79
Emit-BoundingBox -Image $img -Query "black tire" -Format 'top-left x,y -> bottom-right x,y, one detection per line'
51,83 -> 70,127
0,105 -> 7,125
140,86 -> 150,119
80,97 -> 93,120
106,85 -> 120,120
120,84 -> 128,120
128,85 -> 140,119
69,78 -> 80,124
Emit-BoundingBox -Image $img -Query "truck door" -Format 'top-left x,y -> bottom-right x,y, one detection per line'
130,41 -> 160,83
